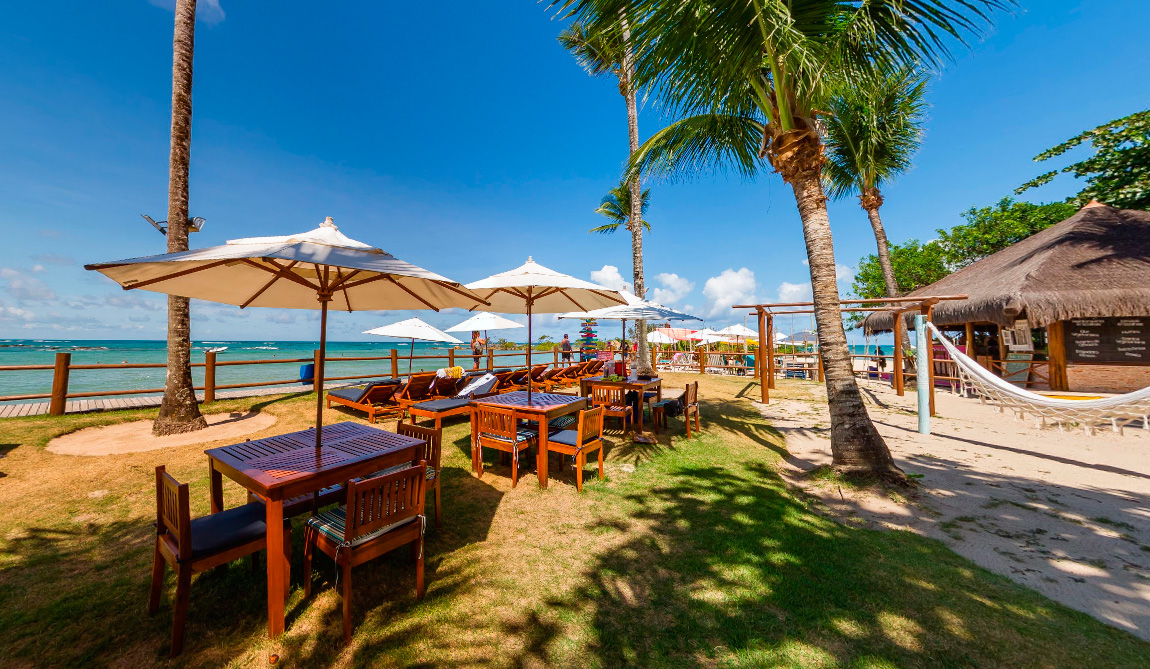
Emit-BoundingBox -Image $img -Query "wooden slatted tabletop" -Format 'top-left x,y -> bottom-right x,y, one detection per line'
469,391 -> 587,489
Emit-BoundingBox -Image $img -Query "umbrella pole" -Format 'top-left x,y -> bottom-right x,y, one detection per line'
315,298 -> 329,450
409,338 -> 415,377
526,293 -> 533,405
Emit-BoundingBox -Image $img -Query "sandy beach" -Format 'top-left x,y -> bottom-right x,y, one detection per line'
761,379 -> 1150,640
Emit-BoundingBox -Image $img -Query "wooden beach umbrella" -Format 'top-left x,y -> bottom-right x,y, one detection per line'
465,257 -> 626,403
444,311 -> 524,353
85,217 -> 486,448
363,317 -> 462,376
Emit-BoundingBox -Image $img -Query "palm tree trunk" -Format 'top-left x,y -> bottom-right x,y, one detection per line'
154,0 -> 206,436
790,172 -> 900,476
621,23 -> 653,376
862,195 -> 911,354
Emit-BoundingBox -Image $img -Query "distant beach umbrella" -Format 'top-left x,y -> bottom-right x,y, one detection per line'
646,331 -> 676,345
444,311 -> 524,353
363,317 -> 462,375
558,291 -> 701,371
780,330 -> 819,346
465,257 -> 626,403
85,216 -> 486,448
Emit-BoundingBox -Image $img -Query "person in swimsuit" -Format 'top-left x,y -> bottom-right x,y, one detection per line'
560,334 -> 573,363
471,331 -> 486,370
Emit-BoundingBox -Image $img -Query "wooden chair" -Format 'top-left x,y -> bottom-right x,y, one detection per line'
546,408 -> 605,491
474,405 -> 537,487
148,466 -> 287,657
684,381 -> 700,438
303,463 -> 428,644
326,379 -> 403,424
397,423 -> 444,528
590,385 -> 632,430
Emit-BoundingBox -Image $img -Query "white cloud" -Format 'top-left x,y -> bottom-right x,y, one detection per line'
265,312 -> 296,324
590,265 -> 632,294
651,273 -> 694,304
777,281 -> 812,303
702,268 -> 756,317
0,268 -> 57,301
0,305 -> 35,322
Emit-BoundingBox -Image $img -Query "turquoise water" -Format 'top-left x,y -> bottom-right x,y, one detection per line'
0,339 -> 533,402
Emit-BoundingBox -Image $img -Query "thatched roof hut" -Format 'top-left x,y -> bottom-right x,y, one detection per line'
862,202 -> 1150,333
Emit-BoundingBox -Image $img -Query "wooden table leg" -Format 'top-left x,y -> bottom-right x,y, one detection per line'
537,418 -> 549,489
632,384 -> 656,444
265,496 -> 286,638
209,460 -> 223,514
470,411 -> 479,475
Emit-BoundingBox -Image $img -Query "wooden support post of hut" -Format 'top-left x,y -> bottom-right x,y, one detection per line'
757,308 -> 768,403
892,313 -> 905,396
767,314 -> 775,389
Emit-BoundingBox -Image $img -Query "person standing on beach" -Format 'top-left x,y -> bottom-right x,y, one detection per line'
471,330 -> 485,370
560,334 -> 573,363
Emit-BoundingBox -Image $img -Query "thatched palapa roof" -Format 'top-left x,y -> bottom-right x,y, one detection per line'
862,202 -> 1150,333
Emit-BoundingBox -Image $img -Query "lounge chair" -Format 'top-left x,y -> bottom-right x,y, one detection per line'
326,379 -> 403,424
406,373 -> 500,430
539,362 -> 580,390
493,368 -> 525,393
395,372 -> 439,413
511,365 -> 547,390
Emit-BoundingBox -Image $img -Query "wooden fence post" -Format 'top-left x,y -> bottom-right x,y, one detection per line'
448,348 -> 455,369
698,348 -> 706,374
390,349 -> 399,378
49,352 -> 71,416
487,349 -> 494,371
204,350 -> 216,403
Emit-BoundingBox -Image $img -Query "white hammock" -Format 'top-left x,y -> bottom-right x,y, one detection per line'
926,322 -> 1150,434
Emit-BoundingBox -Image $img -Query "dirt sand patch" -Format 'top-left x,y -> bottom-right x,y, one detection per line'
760,380 -> 1150,640
47,411 -> 278,456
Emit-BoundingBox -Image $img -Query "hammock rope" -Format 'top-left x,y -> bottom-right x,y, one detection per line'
926,322 -> 1150,434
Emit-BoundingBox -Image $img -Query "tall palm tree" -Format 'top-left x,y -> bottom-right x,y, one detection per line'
824,67 -> 928,300
559,18 -> 654,374
558,0 -> 1009,476
154,0 -> 207,436
591,180 -> 652,234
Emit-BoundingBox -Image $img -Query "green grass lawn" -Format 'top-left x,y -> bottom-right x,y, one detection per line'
1,374 -> 1147,667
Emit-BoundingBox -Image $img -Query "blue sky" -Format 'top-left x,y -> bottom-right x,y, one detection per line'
1,1 -> 1147,343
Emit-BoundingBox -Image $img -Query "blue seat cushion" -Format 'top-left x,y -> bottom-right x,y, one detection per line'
482,428 -> 539,446
548,429 -> 598,449
188,502 -> 268,561
306,506 -> 419,547
413,397 -> 471,413
328,379 -> 401,404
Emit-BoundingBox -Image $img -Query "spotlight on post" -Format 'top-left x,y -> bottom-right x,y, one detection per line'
141,214 -> 206,235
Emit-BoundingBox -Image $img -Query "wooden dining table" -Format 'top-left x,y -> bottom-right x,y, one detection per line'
579,375 -> 663,443
469,391 -> 587,489
204,421 -> 425,638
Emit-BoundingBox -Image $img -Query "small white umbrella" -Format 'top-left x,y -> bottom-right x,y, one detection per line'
717,324 -> 758,339
466,257 -> 625,403
558,291 -> 701,374
444,311 -> 524,358
647,331 -> 676,345
364,317 -> 462,376
86,217 -> 485,448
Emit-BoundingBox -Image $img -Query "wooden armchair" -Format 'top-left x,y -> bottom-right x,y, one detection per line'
303,463 -> 428,644
684,381 -> 700,438
546,407 -> 605,492
397,423 -> 444,528
590,385 -> 631,430
473,405 -> 537,487
326,379 -> 403,424
148,466 -> 287,657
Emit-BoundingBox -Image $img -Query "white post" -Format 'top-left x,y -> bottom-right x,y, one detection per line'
915,314 -> 930,435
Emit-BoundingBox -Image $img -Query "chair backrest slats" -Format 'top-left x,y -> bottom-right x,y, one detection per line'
590,385 -> 625,408
476,405 -> 516,440
400,373 -> 437,401
346,462 -> 426,541
578,407 -> 604,445
685,381 -> 699,406
397,422 -> 442,471
155,465 -> 191,561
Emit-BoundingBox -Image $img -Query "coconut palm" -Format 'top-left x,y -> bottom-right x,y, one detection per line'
559,18 -> 655,374
590,181 -> 652,234
557,0 -> 1010,476
154,0 -> 207,436
824,67 -> 928,299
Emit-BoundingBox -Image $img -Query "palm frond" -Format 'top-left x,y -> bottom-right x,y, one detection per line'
628,113 -> 767,183
592,181 -> 653,233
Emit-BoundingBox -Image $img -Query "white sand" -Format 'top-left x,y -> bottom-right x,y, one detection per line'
760,380 -> 1150,640
47,411 -> 278,456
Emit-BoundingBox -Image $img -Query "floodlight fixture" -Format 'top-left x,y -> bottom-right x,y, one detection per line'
141,214 -> 206,235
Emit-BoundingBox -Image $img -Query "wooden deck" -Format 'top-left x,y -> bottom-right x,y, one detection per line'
0,380 -> 374,419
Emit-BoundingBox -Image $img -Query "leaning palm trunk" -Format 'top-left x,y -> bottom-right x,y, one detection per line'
861,190 -> 911,353
791,171 -> 899,475
622,25 -> 653,376
154,0 -> 206,436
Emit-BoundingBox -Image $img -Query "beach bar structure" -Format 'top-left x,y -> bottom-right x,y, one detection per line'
862,202 -> 1150,394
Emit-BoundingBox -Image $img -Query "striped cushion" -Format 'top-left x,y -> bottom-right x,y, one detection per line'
426,466 -> 438,480
548,415 -> 577,429
363,463 -> 412,480
482,428 -> 538,445
306,506 -> 419,547
604,405 -> 631,413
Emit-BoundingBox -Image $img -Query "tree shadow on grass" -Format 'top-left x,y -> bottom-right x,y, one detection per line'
0,443 -> 15,478
496,462 -> 1150,668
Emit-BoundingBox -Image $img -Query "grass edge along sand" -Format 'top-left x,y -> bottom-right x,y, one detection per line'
0,375 -> 1148,667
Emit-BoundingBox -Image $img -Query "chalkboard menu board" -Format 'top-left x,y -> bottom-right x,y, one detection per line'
1067,317 -> 1150,364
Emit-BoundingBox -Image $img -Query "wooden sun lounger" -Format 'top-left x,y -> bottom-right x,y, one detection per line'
325,379 -> 404,423
541,362 -> 585,390
406,376 -> 501,430
395,372 -> 440,412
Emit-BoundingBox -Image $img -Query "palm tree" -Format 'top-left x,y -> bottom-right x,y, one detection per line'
558,0 -> 1009,476
154,0 -> 207,436
591,180 -> 652,234
824,67 -> 928,300
559,18 -> 655,374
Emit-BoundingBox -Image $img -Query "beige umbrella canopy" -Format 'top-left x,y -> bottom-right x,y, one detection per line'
465,257 -> 626,403
86,217 -> 487,447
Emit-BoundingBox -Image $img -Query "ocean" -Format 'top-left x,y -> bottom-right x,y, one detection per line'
0,339 -> 518,403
